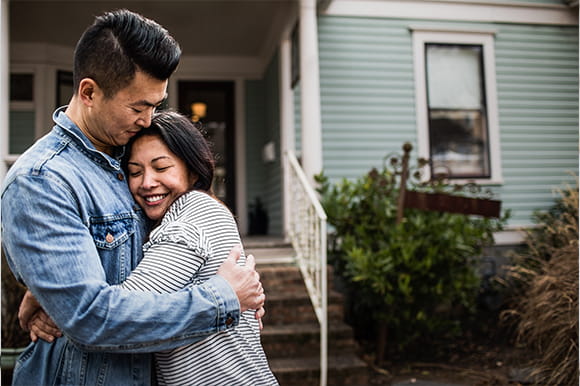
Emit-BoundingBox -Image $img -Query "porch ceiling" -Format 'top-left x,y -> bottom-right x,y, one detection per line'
9,0 -> 296,58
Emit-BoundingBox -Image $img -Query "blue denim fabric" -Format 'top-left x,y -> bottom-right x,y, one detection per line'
1,107 -> 241,386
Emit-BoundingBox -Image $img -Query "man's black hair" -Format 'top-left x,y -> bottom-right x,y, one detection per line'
73,9 -> 181,98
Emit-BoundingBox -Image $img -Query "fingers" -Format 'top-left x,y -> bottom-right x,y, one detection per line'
227,245 -> 242,263
255,292 -> 266,310
245,253 -> 256,270
19,290 -> 41,331
27,311 -> 62,343
255,307 -> 265,319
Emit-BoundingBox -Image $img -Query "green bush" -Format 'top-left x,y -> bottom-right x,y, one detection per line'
316,144 -> 508,358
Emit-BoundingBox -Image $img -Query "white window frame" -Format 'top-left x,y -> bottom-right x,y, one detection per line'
411,26 -> 503,184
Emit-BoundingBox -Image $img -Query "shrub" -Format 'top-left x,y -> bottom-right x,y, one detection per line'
502,178 -> 578,385
316,144 -> 508,361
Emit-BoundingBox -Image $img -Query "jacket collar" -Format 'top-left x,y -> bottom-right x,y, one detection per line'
52,106 -> 125,170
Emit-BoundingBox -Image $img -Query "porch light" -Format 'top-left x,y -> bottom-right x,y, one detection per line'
191,102 -> 207,122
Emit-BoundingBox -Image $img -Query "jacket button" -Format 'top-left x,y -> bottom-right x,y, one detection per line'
225,317 -> 234,326
117,173 -> 124,181
105,233 -> 114,243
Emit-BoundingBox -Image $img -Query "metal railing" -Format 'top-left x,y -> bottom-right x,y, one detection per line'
285,151 -> 328,386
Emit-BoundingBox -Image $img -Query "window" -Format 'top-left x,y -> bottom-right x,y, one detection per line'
412,28 -> 502,183
9,73 -> 35,156
56,70 -> 73,109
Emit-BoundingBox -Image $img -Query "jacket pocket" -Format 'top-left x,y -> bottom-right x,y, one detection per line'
89,213 -> 136,284
89,214 -> 135,249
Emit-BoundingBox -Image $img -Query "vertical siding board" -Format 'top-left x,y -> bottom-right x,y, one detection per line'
245,80 -> 267,227
245,55 -> 283,236
263,53 -> 282,236
317,15 -> 578,228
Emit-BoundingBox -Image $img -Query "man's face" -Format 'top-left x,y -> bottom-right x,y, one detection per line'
86,71 -> 167,154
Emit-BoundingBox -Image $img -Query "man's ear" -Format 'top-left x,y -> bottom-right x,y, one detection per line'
78,78 -> 99,106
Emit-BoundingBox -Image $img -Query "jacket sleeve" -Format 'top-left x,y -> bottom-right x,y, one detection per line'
1,174 -> 240,353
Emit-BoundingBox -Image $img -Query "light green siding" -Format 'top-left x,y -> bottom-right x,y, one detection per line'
318,16 -> 415,180
494,23 -> 579,226
245,54 -> 283,236
317,15 -> 578,228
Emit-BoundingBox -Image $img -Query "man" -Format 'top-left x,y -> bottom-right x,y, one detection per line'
1,9 -> 264,385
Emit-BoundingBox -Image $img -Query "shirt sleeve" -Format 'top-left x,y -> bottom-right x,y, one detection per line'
1,174 -> 240,353
120,222 -> 212,294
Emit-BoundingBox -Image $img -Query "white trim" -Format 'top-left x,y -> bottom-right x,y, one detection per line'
299,0 -> 323,185
1,0 -> 9,183
177,55 -> 264,80
412,29 -> 503,184
235,78 -> 248,235
324,0 -> 578,26
279,37 -> 295,239
493,229 -> 526,246
10,42 -> 73,66
409,25 -> 498,35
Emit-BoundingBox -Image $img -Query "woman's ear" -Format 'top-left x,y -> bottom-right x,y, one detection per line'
78,78 -> 99,107
189,172 -> 199,188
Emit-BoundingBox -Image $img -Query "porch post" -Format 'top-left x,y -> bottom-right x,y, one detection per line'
279,37 -> 295,238
299,0 -> 323,185
0,0 -> 9,183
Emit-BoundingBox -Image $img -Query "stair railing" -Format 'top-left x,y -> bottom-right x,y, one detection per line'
285,150 -> 328,386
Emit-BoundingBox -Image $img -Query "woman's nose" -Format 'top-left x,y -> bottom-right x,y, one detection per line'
141,171 -> 158,189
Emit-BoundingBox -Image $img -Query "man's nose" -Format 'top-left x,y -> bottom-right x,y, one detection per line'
137,109 -> 153,128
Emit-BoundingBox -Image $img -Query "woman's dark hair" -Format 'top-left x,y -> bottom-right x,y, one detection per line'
123,111 -> 215,193
73,9 -> 181,98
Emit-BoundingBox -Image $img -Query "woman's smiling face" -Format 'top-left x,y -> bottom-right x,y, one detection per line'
127,134 -> 196,221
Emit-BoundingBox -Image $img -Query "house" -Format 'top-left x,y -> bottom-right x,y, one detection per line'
2,0 -> 578,248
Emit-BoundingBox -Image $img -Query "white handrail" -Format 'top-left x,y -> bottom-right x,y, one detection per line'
286,150 -> 328,386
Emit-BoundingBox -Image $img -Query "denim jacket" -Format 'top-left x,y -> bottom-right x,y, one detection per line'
1,107 -> 241,386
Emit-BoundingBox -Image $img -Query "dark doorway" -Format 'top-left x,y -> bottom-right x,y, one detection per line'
178,81 -> 236,213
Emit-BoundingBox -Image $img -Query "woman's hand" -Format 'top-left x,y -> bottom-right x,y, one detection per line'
19,290 -> 62,342
255,307 -> 265,330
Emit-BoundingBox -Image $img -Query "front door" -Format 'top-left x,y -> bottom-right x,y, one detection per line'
177,81 -> 236,213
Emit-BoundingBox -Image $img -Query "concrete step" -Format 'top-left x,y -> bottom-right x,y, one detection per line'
263,289 -> 345,325
261,322 -> 359,359
259,264 -> 338,292
241,239 -> 371,385
269,354 -> 370,386
243,236 -> 296,265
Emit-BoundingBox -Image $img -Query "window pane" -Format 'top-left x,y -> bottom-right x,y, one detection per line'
429,109 -> 490,178
9,110 -> 36,154
56,71 -> 74,108
10,74 -> 34,101
427,45 -> 482,109
425,44 -> 490,179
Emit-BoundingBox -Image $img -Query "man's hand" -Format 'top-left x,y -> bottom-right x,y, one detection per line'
217,246 -> 265,313
19,290 -> 62,342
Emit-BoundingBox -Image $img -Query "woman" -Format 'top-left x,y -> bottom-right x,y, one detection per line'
120,111 -> 278,385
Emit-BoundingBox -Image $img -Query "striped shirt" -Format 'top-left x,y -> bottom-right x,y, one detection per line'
120,190 -> 278,386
